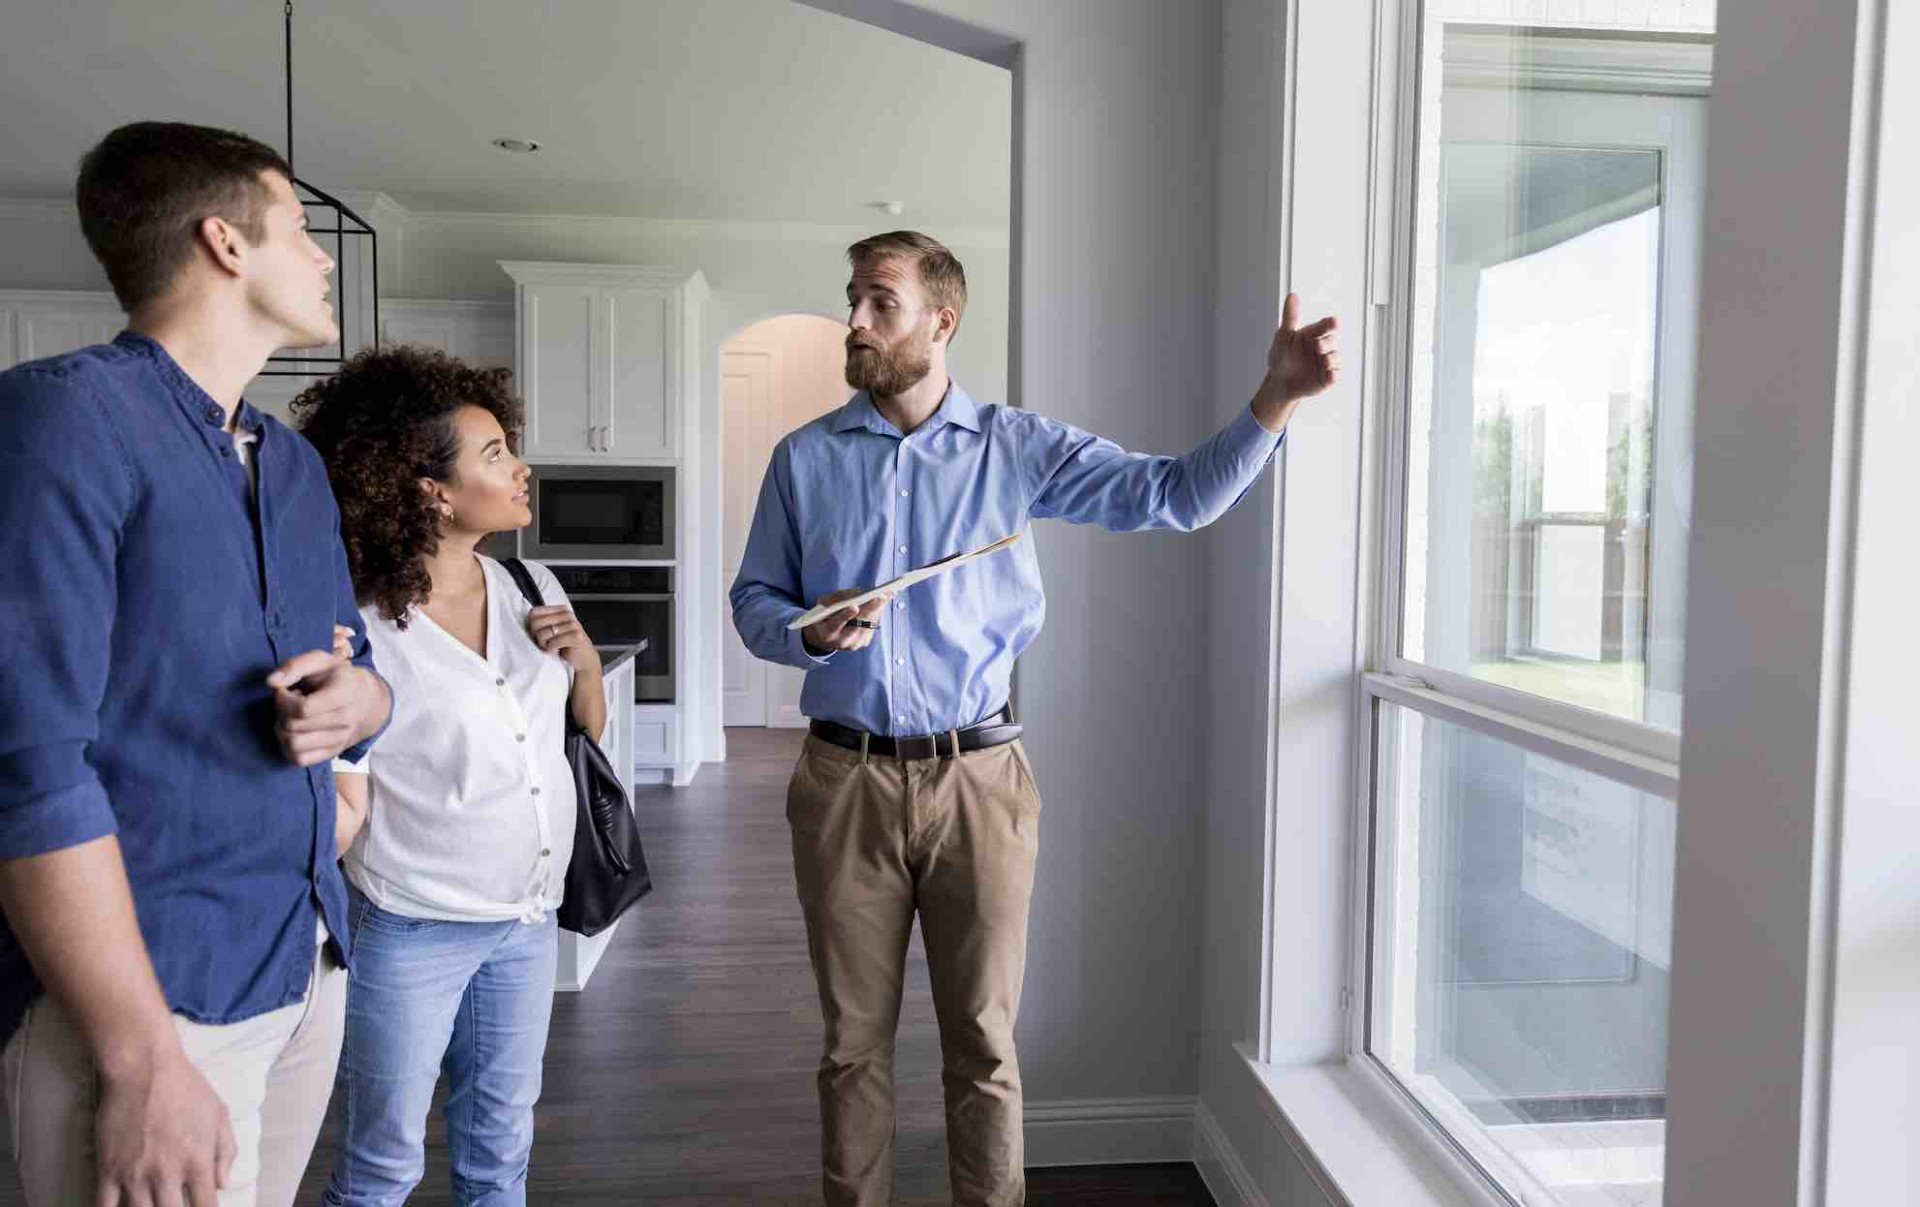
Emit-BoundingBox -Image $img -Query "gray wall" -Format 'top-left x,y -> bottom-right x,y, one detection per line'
843,0 -> 1230,1106
1198,0 -> 1345,1198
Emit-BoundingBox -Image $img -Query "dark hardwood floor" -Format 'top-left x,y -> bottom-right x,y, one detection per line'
2,728 -> 1212,1204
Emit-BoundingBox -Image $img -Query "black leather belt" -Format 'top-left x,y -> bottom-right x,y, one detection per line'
810,707 -> 1021,761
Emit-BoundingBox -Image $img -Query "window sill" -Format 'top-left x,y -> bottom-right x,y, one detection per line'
1238,1046 -> 1491,1207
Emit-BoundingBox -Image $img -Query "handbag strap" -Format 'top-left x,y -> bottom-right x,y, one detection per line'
500,558 -> 589,739
500,557 -> 546,608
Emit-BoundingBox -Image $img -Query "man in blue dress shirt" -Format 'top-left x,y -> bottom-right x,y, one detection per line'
0,123 -> 391,1207
731,231 -> 1338,1205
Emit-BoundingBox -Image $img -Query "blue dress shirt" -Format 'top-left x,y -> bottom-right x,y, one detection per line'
0,333 -> 380,1043
729,384 -> 1283,735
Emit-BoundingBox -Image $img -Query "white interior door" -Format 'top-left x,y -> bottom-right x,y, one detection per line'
722,349 -> 774,726
721,316 -> 856,730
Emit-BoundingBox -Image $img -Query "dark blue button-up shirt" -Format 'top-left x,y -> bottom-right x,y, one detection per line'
0,332 -> 380,1042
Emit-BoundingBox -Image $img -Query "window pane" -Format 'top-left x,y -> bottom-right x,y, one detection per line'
1369,701 -> 1676,1206
1399,18 -> 1713,730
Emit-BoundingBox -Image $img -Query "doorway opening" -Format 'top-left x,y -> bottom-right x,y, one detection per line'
720,314 -> 856,727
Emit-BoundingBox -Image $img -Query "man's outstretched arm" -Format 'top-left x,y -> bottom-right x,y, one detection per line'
1027,293 -> 1340,532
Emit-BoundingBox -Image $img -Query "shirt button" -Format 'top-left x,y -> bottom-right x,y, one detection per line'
897,713 -> 907,722
531,787 -> 542,797
898,544 -> 907,554
896,657 -> 906,666
204,405 -> 221,424
900,489 -> 910,497
496,677 -> 506,687
540,847 -> 551,857
516,733 -> 526,742
220,446 -> 232,458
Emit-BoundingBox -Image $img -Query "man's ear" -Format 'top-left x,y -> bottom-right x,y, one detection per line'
196,215 -> 247,280
934,306 -> 959,347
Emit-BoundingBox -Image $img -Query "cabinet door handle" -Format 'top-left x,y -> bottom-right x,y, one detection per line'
589,425 -> 601,452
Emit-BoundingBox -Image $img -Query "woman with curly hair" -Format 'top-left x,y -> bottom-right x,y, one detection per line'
292,345 -> 604,1206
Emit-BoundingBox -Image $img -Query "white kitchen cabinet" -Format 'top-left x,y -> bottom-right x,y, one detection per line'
632,704 -> 680,773
498,262 -> 705,464
379,299 -> 513,369
601,285 -> 675,459
0,291 -> 125,370
517,282 -> 599,460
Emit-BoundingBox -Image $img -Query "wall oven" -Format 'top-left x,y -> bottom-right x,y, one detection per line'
523,465 -> 674,562
546,564 -> 673,703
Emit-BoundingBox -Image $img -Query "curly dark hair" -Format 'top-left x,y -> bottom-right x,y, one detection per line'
292,345 -> 523,626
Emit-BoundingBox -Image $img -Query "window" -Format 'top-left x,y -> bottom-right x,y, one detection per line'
1362,5 -> 1713,1205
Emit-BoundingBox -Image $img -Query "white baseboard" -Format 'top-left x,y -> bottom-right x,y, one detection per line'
1194,1100 -> 1272,1207
1022,1096 -> 1197,1167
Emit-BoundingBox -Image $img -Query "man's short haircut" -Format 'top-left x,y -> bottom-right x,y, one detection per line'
76,122 -> 293,311
847,230 -> 968,339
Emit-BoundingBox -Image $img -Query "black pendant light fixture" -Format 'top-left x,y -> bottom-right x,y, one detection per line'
261,0 -> 379,377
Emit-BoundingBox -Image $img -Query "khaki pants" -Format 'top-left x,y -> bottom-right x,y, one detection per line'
4,941 -> 348,1207
787,734 -> 1042,1207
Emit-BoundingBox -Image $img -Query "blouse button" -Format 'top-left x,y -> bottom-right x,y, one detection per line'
540,847 -> 551,857
495,677 -> 506,687
530,787 -> 541,796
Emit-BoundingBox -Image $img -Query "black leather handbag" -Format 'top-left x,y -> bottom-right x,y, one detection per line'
502,559 -> 653,936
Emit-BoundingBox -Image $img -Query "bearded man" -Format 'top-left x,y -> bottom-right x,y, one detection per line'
729,231 -> 1338,1207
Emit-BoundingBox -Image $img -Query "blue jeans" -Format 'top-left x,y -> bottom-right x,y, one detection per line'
323,890 -> 558,1206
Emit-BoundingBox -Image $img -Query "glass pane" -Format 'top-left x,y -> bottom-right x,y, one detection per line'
1400,17 -> 1713,731
1369,701 -> 1676,1206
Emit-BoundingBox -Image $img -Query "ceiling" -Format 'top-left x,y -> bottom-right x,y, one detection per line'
0,0 -> 1012,229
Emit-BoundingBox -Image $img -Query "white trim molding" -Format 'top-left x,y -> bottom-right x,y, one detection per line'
1441,25 -> 1713,95
1020,1096 -> 1198,1168
430,208 -> 1010,250
1194,1100 -> 1274,1207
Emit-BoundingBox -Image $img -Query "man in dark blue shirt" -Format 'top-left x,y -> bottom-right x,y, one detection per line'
0,123 -> 391,1207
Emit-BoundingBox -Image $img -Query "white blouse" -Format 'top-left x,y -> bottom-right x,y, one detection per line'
334,557 -> 580,923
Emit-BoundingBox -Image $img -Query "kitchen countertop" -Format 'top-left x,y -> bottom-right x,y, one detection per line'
596,640 -> 647,675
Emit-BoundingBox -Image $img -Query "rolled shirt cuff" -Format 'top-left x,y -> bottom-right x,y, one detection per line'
0,778 -> 119,861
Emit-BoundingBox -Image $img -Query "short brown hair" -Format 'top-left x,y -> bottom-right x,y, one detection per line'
76,122 -> 292,311
847,230 -> 968,338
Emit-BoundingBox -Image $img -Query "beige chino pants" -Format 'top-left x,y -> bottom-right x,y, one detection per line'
3,941 -> 347,1207
787,733 -> 1043,1207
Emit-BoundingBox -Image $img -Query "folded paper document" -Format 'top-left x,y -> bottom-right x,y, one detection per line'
788,533 -> 1023,630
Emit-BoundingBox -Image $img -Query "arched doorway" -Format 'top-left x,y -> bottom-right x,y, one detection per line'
720,313 -> 851,727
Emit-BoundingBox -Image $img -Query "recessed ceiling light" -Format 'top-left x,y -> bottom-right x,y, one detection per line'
870,200 -> 906,216
491,137 -> 541,154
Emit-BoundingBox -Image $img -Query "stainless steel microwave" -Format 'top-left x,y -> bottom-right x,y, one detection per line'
522,465 -> 674,562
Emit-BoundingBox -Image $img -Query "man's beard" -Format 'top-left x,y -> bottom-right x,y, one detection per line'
845,333 -> 933,397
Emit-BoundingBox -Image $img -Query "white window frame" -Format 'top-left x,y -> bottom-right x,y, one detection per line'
1246,0 -> 1906,1201
1339,6 -> 1706,1203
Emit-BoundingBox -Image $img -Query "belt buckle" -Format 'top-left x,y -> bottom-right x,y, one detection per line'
896,734 -> 936,761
